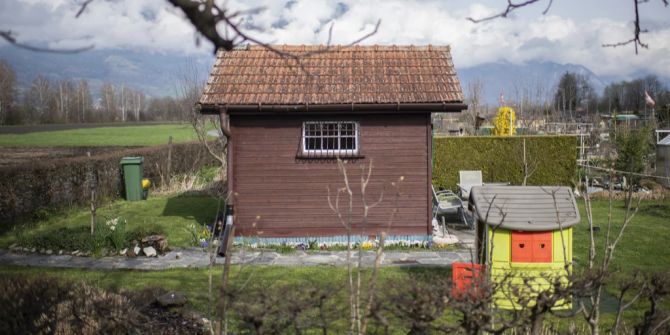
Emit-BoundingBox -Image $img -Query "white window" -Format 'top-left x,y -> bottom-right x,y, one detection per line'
302,121 -> 359,156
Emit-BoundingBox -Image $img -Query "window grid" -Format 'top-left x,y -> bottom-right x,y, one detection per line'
302,121 -> 359,157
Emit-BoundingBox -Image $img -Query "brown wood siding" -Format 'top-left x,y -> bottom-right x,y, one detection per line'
231,113 -> 430,237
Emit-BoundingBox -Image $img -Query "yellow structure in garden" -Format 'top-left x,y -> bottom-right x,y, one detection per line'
469,186 -> 580,310
493,106 -> 516,136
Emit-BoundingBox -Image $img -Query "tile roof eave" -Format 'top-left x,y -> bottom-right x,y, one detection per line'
198,101 -> 467,114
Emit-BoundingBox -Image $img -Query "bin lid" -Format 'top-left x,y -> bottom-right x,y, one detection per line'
120,156 -> 144,165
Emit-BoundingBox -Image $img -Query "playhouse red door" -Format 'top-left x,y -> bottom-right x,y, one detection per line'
511,231 -> 552,263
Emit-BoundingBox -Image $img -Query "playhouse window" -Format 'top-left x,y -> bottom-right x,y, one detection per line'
302,121 -> 358,156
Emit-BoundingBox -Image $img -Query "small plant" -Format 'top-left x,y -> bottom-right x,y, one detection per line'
493,106 -> 516,136
186,223 -> 212,247
360,241 -> 375,250
106,217 -> 127,251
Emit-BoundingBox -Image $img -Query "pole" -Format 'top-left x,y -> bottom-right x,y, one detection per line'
167,135 -> 173,186
509,109 -> 513,136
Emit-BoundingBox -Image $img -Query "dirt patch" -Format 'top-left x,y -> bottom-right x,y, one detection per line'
0,122 -> 176,135
0,146 -> 130,167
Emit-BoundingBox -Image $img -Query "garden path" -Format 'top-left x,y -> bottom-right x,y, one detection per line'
0,248 -> 472,270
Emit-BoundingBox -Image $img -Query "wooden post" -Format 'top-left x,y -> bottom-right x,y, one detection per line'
522,139 -> 527,186
166,135 -> 173,186
87,151 -> 96,235
217,225 -> 235,335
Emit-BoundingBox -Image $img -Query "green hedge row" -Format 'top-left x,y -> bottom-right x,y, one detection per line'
0,141 -> 218,226
433,136 -> 578,191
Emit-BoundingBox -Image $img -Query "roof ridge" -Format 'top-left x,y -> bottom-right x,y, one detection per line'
200,44 -> 464,106
243,44 -> 451,52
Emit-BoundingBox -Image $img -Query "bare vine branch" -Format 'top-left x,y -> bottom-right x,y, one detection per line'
75,0 -> 95,18
467,0 -> 552,23
0,31 -> 93,54
167,0 -> 380,56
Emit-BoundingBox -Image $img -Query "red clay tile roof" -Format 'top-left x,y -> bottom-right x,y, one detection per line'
199,45 -> 464,108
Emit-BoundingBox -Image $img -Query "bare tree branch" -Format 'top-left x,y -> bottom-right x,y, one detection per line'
0,31 -> 93,54
468,0 -> 668,54
601,0 -> 652,54
75,0 -> 95,18
167,0 -> 380,57
466,0 -> 551,23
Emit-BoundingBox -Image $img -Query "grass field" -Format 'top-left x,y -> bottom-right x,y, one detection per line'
0,195 -> 222,250
0,265 -> 439,316
573,199 -> 670,275
0,123 -> 200,147
1,196 -> 668,331
3,194 -> 667,274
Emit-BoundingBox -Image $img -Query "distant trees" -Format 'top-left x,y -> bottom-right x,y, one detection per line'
75,79 -> 94,123
0,59 -> 194,125
0,60 -> 17,124
25,75 -> 55,123
600,75 -> 669,114
552,72 -> 597,118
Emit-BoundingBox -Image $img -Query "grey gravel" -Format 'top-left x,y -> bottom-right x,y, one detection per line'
0,248 -> 473,270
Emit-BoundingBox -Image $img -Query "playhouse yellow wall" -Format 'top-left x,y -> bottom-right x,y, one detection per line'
486,227 -> 573,310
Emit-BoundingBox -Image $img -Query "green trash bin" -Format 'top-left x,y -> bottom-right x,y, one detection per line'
120,156 -> 144,201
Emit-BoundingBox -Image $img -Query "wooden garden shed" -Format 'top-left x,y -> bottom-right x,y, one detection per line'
199,45 -> 465,241
469,186 -> 580,310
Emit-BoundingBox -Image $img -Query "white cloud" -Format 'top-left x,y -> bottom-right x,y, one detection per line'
1,0 -> 669,77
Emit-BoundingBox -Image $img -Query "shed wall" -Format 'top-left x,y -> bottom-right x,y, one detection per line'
230,113 -> 431,237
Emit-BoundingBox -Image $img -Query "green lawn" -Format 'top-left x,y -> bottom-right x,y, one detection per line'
4,196 -> 668,272
573,199 -> 670,275
0,265 -> 445,329
1,197 -> 668,331
0,195 -> 223,250
0,124 -> 200,147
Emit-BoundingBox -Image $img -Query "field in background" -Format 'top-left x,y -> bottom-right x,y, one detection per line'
0,123 -> 199,147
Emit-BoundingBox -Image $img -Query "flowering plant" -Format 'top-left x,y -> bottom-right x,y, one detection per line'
493,106 -> 516,136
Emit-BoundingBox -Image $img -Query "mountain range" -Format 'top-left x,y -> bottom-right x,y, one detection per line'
1,46 -> 668,105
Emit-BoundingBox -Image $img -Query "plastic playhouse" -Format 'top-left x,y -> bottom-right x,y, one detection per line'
461,185 -> 580,310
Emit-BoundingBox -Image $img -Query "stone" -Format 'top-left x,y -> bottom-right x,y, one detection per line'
175,252 -> 182,260
133,245 -> 142,256
141,235 -> 169,254
72,250 -> 80,256
433,234 -> 459,245
143,246 -> 157,257
39,249 -> 45,254
156,292 -> 187,308
9,243 -> 17,250
119,248 -> 128,256
58,250 -> 63,255
46,250 -> 53,255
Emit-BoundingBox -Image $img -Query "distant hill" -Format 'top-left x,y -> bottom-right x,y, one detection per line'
0,46 -> 215,99
457,60 -> 610,105
1,46 -> 668,104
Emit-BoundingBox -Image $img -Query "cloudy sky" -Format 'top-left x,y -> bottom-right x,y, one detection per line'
1,0 -> 669,77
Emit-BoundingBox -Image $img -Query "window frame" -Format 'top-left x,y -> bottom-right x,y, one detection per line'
301,121 -> 360,156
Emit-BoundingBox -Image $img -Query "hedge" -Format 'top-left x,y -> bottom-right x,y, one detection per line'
433,136 -> 578,191
0,141 -> 218,226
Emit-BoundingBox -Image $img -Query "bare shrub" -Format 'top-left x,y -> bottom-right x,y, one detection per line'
0,274 -> 140,334
226,281 -> 341,334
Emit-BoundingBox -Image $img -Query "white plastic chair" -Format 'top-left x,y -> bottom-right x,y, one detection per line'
432,185 -> 468,229
457,170 -> 483,200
